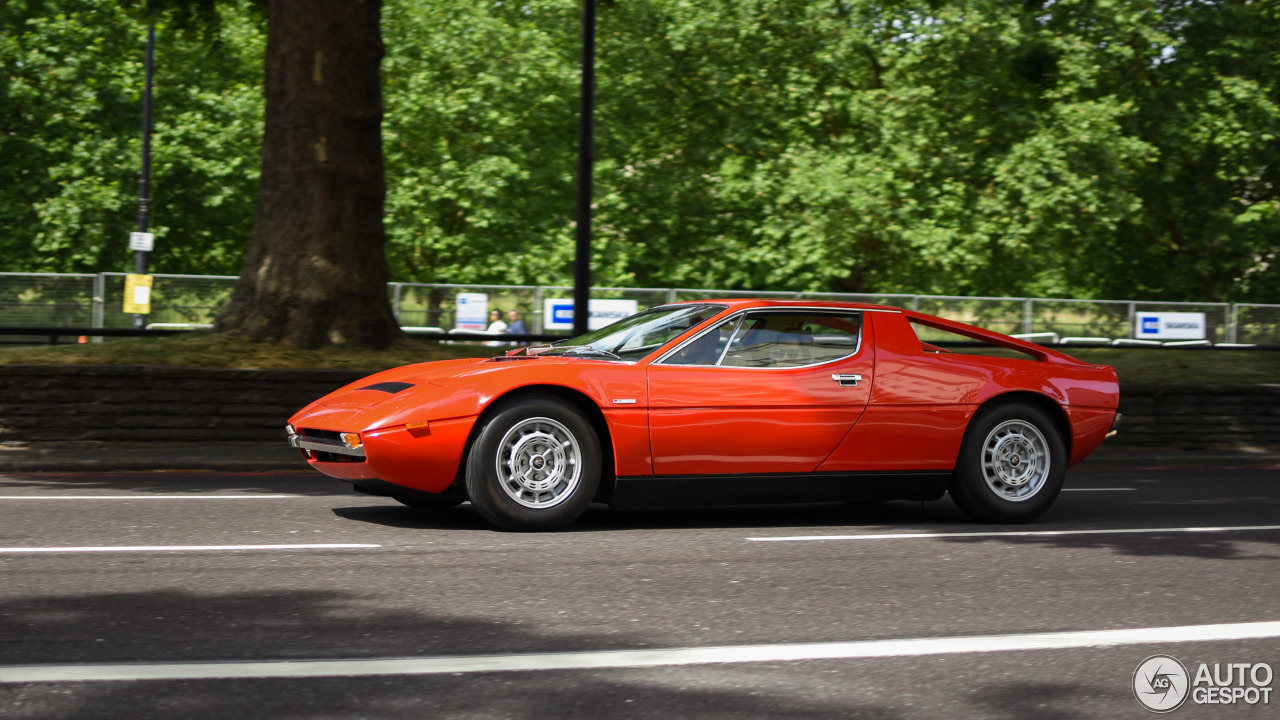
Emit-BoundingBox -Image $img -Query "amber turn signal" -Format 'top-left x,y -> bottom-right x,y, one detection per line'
404,421 -> 430,431
340,432 -> 362,449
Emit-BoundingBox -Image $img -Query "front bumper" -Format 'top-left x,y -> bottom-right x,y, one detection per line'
286,414 -> 477,493
286,426 -> 367,459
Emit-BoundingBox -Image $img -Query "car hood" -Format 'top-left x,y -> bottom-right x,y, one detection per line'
290,354 -> 640,434
316,359 -> 483,408
311,355 -> 621,409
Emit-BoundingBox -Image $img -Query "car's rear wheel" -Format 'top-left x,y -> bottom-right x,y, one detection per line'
465,396 -> 601,531
950,401 -> 1065,523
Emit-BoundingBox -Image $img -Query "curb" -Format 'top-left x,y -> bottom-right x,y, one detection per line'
0,460 -> 307,473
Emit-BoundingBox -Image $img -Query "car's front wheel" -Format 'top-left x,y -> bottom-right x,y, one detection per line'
465,396 -> 601,531
950,401 -> 1066,523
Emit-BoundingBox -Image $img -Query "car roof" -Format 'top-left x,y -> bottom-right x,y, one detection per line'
669,298 -> 903,312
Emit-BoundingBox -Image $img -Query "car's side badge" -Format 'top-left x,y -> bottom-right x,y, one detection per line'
612,399 -> 637,404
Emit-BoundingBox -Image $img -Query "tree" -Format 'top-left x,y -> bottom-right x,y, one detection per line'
5,0 -> 1277,306
212,0 -> 398,347
130,0 -> 398,348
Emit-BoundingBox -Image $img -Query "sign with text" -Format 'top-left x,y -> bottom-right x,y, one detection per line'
543,298 -> 640,332
128,232 -> 154,252
1135,312 -> 1206,340
122,274 -> 153,315
454,292 -> 489,331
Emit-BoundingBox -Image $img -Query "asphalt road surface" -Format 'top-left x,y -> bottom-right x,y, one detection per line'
0,462 -> 1277,719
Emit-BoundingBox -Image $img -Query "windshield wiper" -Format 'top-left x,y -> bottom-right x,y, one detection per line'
549,345 -> 622,360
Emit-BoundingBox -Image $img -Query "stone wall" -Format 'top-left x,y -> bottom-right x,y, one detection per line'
0,365 -> 366,443
0,365 -> 1275,450
1109,383 -> 1280,451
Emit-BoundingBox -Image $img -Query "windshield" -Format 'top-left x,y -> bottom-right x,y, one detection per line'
540,304 -> 726,361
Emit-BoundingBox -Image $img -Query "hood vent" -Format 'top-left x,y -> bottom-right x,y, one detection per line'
358,381 -> 414,394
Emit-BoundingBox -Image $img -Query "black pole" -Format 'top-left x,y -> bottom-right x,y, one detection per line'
133,25 -> 155,329
572,0 -> 597,337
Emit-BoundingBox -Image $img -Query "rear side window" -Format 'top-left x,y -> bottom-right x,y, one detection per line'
908,318 -> 1042,360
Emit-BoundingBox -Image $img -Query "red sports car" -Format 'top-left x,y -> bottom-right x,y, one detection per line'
287,300 -> 1120,530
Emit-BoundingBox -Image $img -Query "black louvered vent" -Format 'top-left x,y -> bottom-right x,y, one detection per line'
359,381 -> 414,394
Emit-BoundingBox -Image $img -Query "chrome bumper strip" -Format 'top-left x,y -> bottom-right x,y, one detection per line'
286,430 -> 366,458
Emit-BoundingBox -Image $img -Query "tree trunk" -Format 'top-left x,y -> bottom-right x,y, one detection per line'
216,0 -> 399,349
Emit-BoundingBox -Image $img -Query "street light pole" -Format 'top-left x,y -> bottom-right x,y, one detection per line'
572,0 -> 597,337
132,24 -> 156,329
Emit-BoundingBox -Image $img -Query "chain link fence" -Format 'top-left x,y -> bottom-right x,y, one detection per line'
1,272 -> 1275,344
1234,304 -> 1280,345
0,273 -> 99,345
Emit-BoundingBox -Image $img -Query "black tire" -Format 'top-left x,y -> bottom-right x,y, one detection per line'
465,395 -> 601,531
949,401 -> 1066,523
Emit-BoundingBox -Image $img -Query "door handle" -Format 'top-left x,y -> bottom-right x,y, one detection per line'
831,373 -> 863,387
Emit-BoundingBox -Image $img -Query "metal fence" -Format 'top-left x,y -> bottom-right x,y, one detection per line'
1,272 -> 1276,344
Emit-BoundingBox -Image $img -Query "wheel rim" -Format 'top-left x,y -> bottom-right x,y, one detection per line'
980,419 -> 1050,502
494,416 -> 582,509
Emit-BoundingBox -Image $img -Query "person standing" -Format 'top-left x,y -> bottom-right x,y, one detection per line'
506,309 -> 527,335
484,309 -> 508,347
486,309 -> 508,334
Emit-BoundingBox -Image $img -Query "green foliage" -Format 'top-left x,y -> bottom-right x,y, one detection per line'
381,0 -> 581,285
0,0 -> 263,275
2,0 -> 1277,302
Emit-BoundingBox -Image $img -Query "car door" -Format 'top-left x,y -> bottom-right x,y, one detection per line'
646,309 -> 874,476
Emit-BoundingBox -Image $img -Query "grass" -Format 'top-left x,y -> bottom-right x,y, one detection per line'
0,333 -> 1275,384
0,333 -> 496,370
1052,347 -> 1280,385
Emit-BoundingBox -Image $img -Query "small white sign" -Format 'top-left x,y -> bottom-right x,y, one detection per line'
455,292 -> 489,331
543,298 -> 639,332
133,285 -> 151,305
1135,312 -> 1206,340
129,232 -> 155,252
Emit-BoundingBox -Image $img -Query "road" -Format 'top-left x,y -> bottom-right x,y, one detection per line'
0,463 -> 1277,719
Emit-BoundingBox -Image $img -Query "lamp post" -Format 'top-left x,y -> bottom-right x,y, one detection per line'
132,24 -> 156,329
572,0 -> 596,337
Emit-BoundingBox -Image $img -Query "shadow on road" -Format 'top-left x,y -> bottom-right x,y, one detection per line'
0,586 -> 1117,720
331,498 -> 971,534
0,586 -> 912,720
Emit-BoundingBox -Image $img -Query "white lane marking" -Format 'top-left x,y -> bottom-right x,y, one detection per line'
748,524 -> 1280,542
0,495 -> 298,500
0,544 -> 379,554
1061,488 -> 1135,492
2,620 -> 1278,684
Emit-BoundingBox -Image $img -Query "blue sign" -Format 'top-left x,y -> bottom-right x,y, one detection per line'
1140,316 -> 1159,334
552,304 -> 574,323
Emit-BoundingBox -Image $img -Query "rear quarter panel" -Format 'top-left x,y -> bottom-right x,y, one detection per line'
819,312 -> 1118,472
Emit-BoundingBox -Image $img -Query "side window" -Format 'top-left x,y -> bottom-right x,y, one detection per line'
662,317 -> 740,365
720,312 -> 862,368
906,319 -> 1043,360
